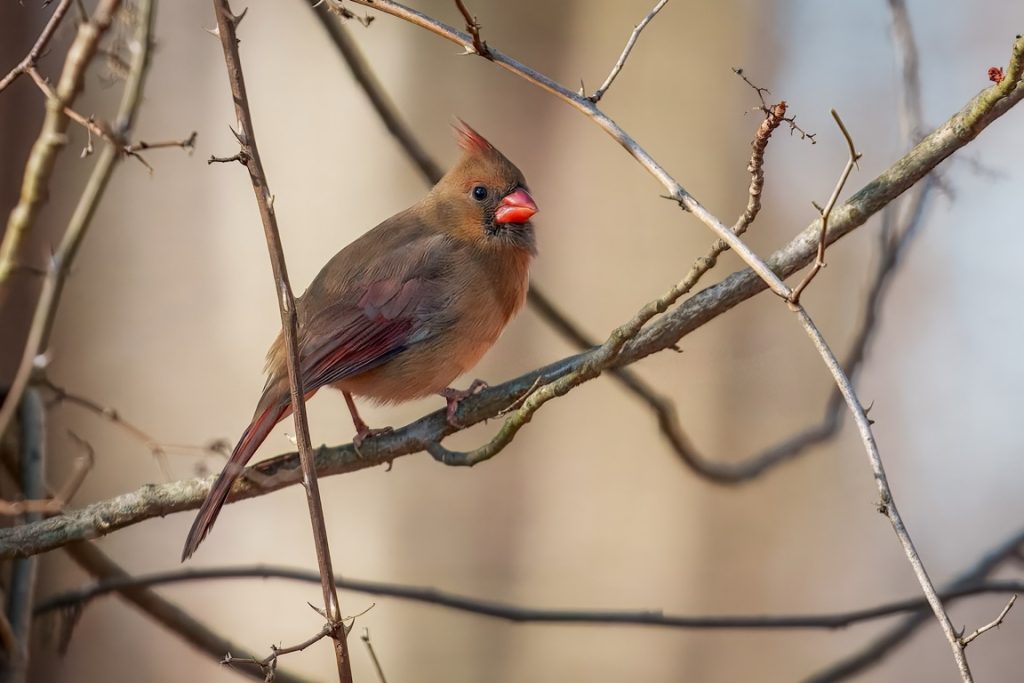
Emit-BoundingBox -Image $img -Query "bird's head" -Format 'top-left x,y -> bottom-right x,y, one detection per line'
432,119 -> 538,254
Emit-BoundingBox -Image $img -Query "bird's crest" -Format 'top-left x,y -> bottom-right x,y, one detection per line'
452,118 -> 495,155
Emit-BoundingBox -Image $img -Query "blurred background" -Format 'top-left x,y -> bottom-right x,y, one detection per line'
3,1 -> 1024,681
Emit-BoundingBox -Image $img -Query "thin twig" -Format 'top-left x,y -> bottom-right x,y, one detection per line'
60,542 -> 313,683
806,527 -> 1024,682
792,304 -> 970,680
31,563 -> 1024,632
222,623 -> 335,680
0,0 -> 75,95
588,0 -> 669,103
788,110 -> 861,305
209,2 -> 352,679
309,5 -> 443,184
1,34 -> 1023,556
732,68 -> 817,143
361,629 -> 388,683
0,0 -> 159,445
0,429 -> 92,516
959,594 -> 1015,647
22,63 -> 192,171
0,0 -> 123,289
453,0 -> 490,58
38,375 -> 176,480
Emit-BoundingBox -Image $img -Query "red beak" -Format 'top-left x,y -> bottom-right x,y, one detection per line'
494,188 -> 538,224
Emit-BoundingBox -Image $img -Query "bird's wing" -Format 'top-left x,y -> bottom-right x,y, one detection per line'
294,234 -> 451,393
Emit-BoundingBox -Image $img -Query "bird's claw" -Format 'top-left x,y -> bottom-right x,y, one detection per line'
352,425 -> 393,458
441,379 -> 489,428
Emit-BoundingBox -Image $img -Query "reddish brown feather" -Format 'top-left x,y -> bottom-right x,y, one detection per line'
452,118 -> 495,156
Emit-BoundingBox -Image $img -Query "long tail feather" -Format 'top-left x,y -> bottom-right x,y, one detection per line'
181,401 -> 288,560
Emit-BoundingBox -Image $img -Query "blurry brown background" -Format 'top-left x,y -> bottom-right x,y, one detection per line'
3,1 -> 1024,681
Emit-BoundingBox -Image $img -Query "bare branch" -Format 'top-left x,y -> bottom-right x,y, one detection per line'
959,595 -> 1016,648
453,0 -> 490,58
223,623 -> 335,680
807,526 -> 1024,682
0,0 -> 75,95
0,0 -> 159,446
61,543 -> 314,683
788,110 -> 862,305
361,629 -> 388,683
209,2 -> 352,679
588,0 -> 669,103
0,0 -> 123,289
309,5 -> 444,184
32,562 -> 1024,633
38,377 -> 175,480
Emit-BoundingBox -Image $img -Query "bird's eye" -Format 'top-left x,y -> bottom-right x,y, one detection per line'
471,185 -> 488,201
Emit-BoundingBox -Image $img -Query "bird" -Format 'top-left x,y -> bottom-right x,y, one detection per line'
181,121 -> 539,560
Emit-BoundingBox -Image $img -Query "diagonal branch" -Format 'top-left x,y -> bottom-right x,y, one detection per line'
806,526 -> 1024,682
0,37 -> 1022,557
61,542 -> 314,683
0,0 -> 122,290
0,0 -> 75,95
209,2 -> 352,679
587,0 -> 669,103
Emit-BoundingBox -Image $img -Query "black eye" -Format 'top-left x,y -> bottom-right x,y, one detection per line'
471,185 -> 488,201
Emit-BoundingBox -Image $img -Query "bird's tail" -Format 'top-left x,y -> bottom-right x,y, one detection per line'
181,400 -> 289,561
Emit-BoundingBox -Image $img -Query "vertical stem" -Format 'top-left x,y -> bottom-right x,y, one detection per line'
210,2 -> 352,680
2,390 -> 44,683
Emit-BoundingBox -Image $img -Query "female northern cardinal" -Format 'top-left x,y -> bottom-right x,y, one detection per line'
181,121 -> 538,560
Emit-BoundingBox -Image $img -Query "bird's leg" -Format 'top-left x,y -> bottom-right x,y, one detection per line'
440,379 -> 489,428
343,391 -> 392,453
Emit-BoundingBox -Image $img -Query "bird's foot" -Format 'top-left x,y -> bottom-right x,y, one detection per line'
440,379 -> 489,428
352,424 -> 393,458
